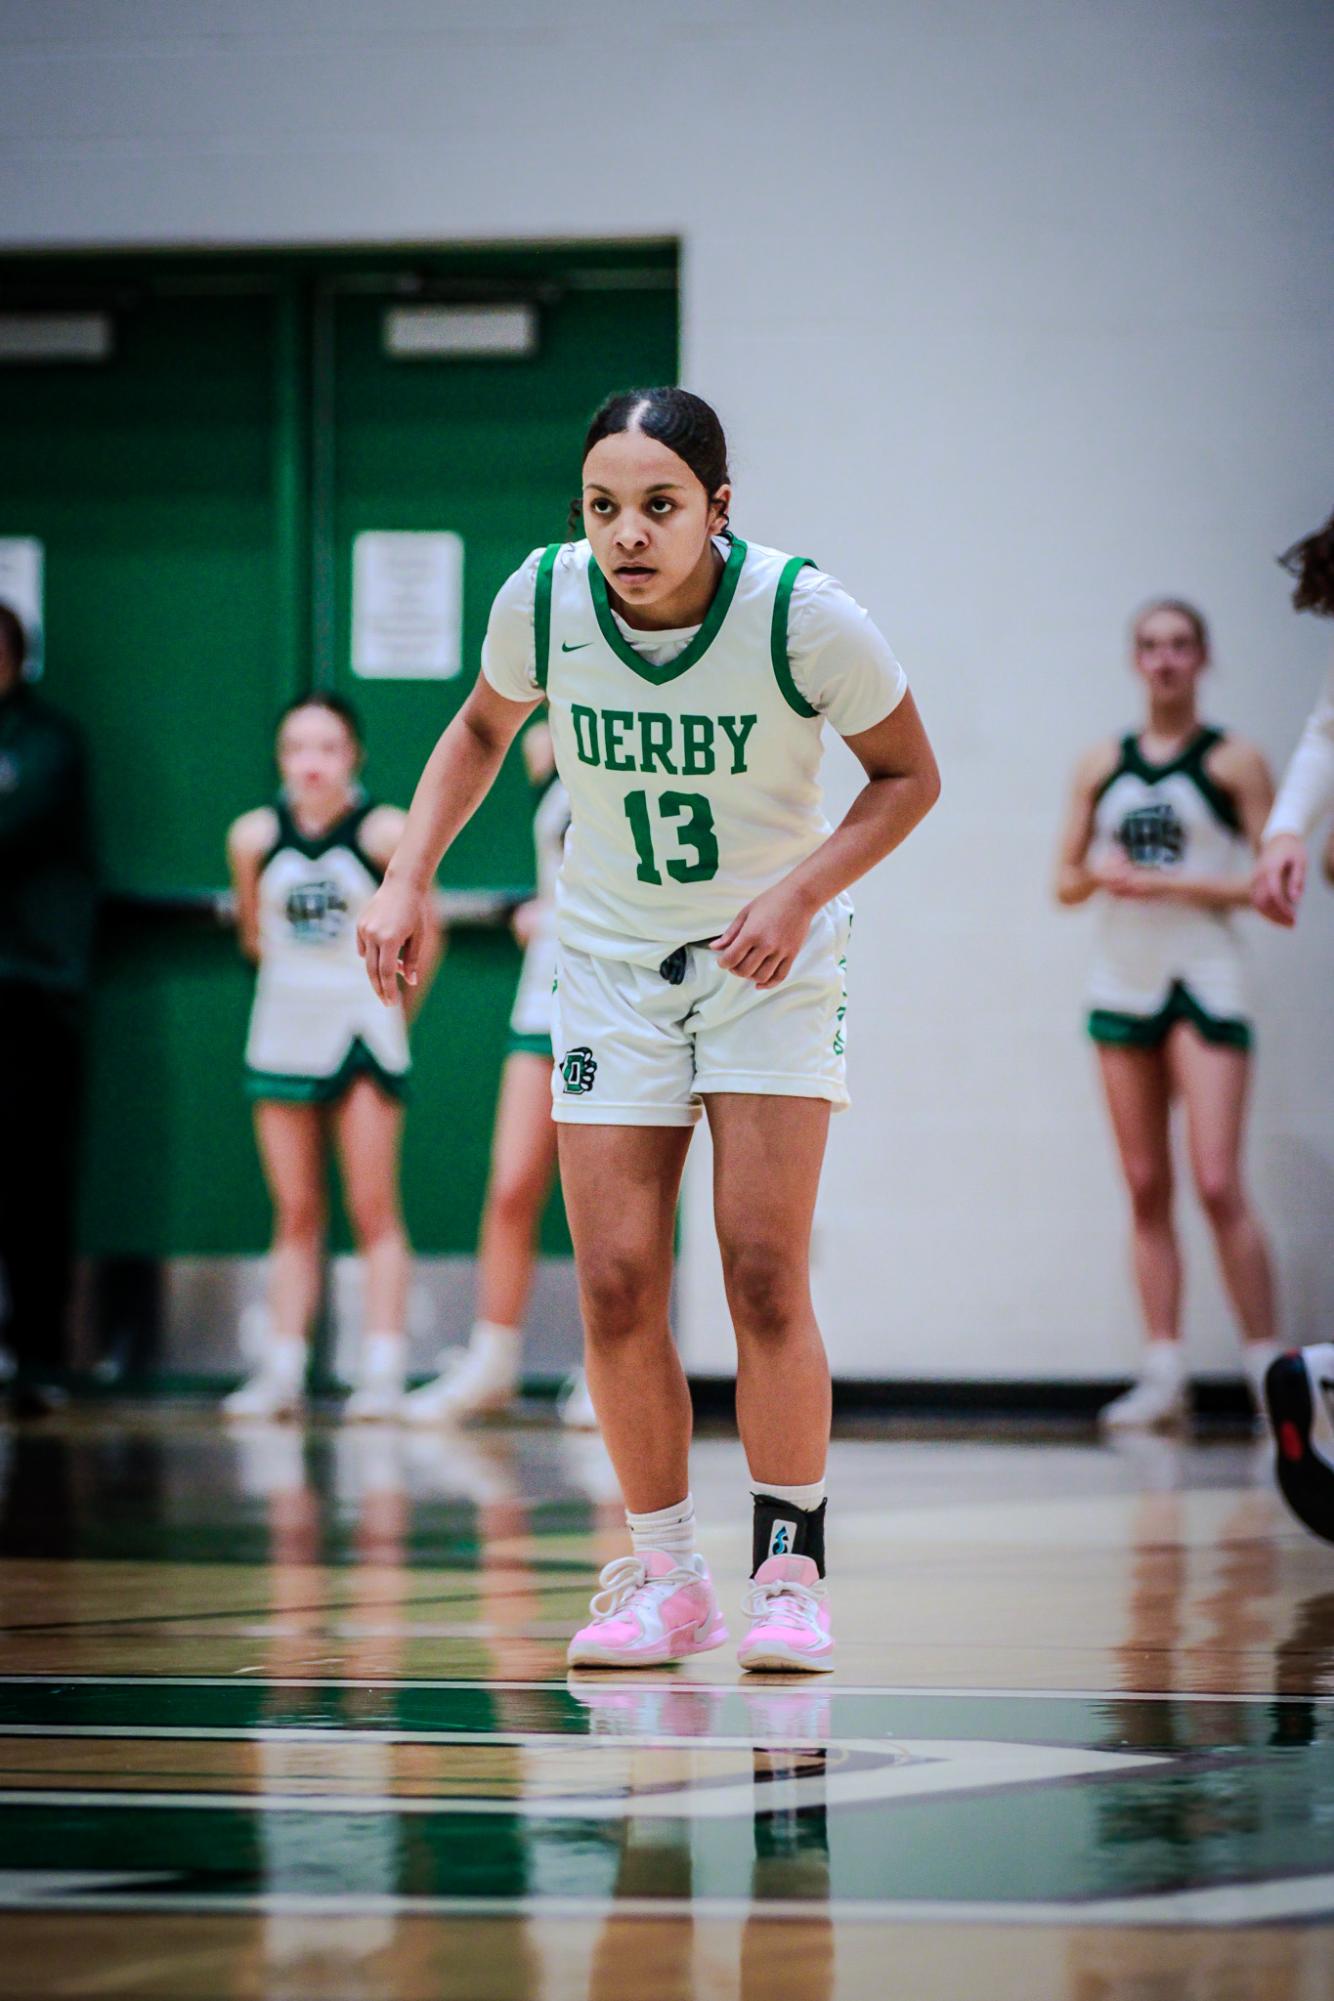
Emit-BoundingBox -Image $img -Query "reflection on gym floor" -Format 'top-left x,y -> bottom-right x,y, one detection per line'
1,1414 -> 1333,2000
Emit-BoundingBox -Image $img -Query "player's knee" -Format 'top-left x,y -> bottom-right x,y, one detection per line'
723,1240 -> 805,1334
1194,1162 -> 1243,1225
487,1170 -> 545,1232
580,1253 -> 658,1344
1125,1160 -> 1171,1225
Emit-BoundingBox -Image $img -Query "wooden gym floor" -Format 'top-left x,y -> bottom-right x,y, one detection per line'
1,1408 -> 1332,1998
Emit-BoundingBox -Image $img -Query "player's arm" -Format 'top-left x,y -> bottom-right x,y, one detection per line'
1254,663 -> 1334,926
361,805 -> 445,1018
1052,741 -> 1120,907
359,673 -> 537,1004
713,691 -> 940,989
1126,740 -> 1273,913
226,808 -> 276,964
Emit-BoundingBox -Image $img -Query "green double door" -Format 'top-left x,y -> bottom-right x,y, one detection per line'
0,246 -> 677,1261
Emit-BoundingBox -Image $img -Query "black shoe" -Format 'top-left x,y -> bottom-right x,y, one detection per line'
1266,1347 -> 1334,1545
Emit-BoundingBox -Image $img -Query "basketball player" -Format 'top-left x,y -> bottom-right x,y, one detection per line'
358,387 -> 939,1672
405,722 -> 597,1428
1249,506 -> 1334,1537
1054,601 -> 1280,1430
225,693 -> 439,1422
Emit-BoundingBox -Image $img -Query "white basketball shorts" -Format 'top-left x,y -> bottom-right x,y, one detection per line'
550,899 -> 852,1127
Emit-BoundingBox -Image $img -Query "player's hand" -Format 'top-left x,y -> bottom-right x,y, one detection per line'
357,876 -> 429,1003
510,898 -> 543,948
1092,854 -> 1161,900
711,882 -> 816,989
1252,833 -> 1306,927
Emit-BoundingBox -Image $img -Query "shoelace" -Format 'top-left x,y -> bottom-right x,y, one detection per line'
742,1577 -> 827,1630
589,1555 -> 701,1620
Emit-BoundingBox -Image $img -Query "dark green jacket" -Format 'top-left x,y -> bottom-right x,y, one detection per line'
0,685 -> 97,997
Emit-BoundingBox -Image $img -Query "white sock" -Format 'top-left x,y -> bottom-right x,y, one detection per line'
468,1321 -> 522,1370
626,1494 -> 697,1562
1140,1342 -> 1185,1385
750,1477 -> 827,1513
359,1331 -> 405,1385
267,1336 -> 306,1386
1241,1340 -> 1283,1403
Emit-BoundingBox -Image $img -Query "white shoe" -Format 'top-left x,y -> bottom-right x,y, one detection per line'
343,1379 -> 406,1423
343,1333 -> 407,1423
557,1368 -> 598,1431
1099,1369 -> 1187,1432
223,1366 -> 304,1422
403,1345 -> 518,1425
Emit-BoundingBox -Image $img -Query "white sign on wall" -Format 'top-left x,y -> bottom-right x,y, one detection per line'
351,531 -> 464,679
0,538 -> 44,679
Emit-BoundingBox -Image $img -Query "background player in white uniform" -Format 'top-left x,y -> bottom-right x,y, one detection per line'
358,387 -> 939,1673
1054,600 -> 1280,1430
225,694 -> 440,1422
405,723 -> 597,1427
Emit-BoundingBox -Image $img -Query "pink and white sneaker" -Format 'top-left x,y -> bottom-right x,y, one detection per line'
737,1555 -> 835,1674
566,1550 -> 728,1669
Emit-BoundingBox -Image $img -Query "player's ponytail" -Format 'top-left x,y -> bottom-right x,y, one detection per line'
1279,507 -> 1334,617
568,387 -> 731,535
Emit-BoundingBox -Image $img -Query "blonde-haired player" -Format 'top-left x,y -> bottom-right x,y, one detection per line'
225,693 -> 440,1422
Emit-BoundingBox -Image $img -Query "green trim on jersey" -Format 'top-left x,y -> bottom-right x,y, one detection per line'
771,555 -> 819,718
506,1030 -> 554,1059
1088,981 -> 1251,1053
1092,727 -> 1242,834
533,543 -> 561,692
263,795 -> 383,877
245,1036 -> 411,1105
586,535 -> 747,685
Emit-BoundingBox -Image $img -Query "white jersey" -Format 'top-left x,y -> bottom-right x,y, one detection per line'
1088,728 -> 1252,1022
245,798 -> 410,1080
509,770 -> 570,1042
482,536 -> 907,963
1265,656 -> 1334,841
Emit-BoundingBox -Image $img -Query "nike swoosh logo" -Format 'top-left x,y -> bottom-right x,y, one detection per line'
561,640 -> 591,652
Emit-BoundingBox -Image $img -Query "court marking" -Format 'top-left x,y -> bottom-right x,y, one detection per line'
0,1673 -> 1328,1703
2,1876 -> 1333,1927
0,1741 -> 1162,1819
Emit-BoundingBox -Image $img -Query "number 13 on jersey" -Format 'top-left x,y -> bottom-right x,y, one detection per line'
623,789 -> 719,884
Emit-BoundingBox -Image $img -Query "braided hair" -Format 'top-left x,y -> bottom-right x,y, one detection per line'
569,387 -> 731,535
1279,507 -> 1334,617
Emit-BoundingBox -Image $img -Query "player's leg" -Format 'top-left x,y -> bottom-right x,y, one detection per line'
1095,1042 -> 1185,1429
406,1051 -> 558,1423
561,1121 -> 725,1667
709,1092 -> 832,1481
1168,1023 -> 1279,1410
560,1122 -> 693,1509
331,1075 -> 411,1420
708,1090 -> 835,1672
0,988 -> 82,1407
226,1100 -> 326,1419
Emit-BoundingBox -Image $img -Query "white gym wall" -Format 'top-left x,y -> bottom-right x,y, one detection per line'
4,0 -> 1331,1380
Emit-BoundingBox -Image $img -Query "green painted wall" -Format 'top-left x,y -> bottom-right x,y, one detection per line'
0,246 -> 678,1256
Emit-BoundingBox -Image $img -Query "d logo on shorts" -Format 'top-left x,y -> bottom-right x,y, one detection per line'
561,1047 -> 598,1096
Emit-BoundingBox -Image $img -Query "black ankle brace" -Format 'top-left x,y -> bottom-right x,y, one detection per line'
751,1494 -> 827,1577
